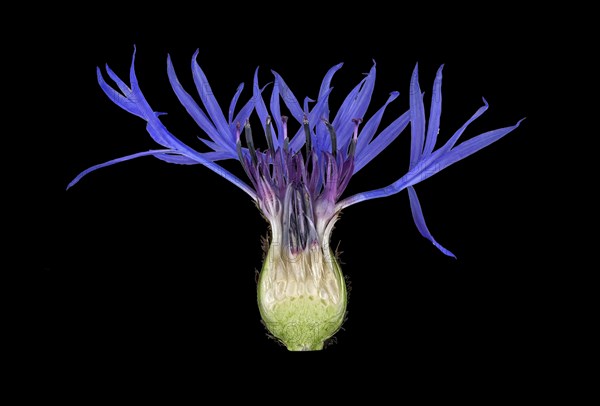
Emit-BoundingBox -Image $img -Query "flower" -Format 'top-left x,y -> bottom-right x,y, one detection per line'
68,46 -> 523,351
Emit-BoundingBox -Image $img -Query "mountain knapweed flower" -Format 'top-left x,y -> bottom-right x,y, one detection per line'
69,47 -> 523,351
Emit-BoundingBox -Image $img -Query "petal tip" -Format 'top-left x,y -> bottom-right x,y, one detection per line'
411,63 -> 420,79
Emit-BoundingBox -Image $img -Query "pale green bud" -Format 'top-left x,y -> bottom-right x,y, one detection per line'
257,242 -> 347,351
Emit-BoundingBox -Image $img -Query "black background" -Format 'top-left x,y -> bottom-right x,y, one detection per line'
25,4 -> 569,394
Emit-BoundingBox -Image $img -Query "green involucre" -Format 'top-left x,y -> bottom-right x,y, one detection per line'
257,244 -> 347,351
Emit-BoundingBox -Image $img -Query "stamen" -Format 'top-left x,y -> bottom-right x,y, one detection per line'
235,122 -> 244,161
235,121 -> 241,142
322,118 -> 337,159
236,122 -> 251,176
282,115 -> 289,154
348,118 -> 362,157
265,116 -> 275,158
294,190 -> 306,248
303,115 -> 312,160
244,119 -> 258,165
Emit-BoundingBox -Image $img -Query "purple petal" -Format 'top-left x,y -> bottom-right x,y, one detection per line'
334,63 -> 377,150
142,108 -> 256,198
332,78 -> 363,128
201,151 -> 235,162
437,98 -> 489,155
97,67 -> 141,118
289,88 -> 333,153
230,94 -> 255,136
197,137 -> 220,151
253,68 -> 272,135
128,46 -> 139,89
67,149 -> 173,189
435,119 -> 525,172
270,78 -> 283,147
303,96 -> 314,114
307,88 -> 333,126
228,83 -> 244,124
339,116 -> 523,210
156,150 -> 232,164
355,91 -> 400,156
154,154 -> 200,164
68,145 -> 256,199
167,55 -> 226,149
191,50 -> 232,141
144,112 -> 184,150
271,70 -> 304,123
409,63 -> 425,169
105,64 -> 132,96
353,109 -> 410,173
422,65 -> 444,157
315,63 -> 343,153
81,48 -> 259,198
408,186 -> 456,258
318,63 -> 343,98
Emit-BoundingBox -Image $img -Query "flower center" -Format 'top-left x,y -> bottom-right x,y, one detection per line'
235,115 -> 361,245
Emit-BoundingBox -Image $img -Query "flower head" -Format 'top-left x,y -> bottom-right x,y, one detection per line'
69,47 -> 523,350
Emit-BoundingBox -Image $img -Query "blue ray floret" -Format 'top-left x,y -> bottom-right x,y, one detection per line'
69,46 -> 523,350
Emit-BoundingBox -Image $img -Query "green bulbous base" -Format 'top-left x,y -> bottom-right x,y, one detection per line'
261,295 -> 344,351
257,245 -> 347,351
